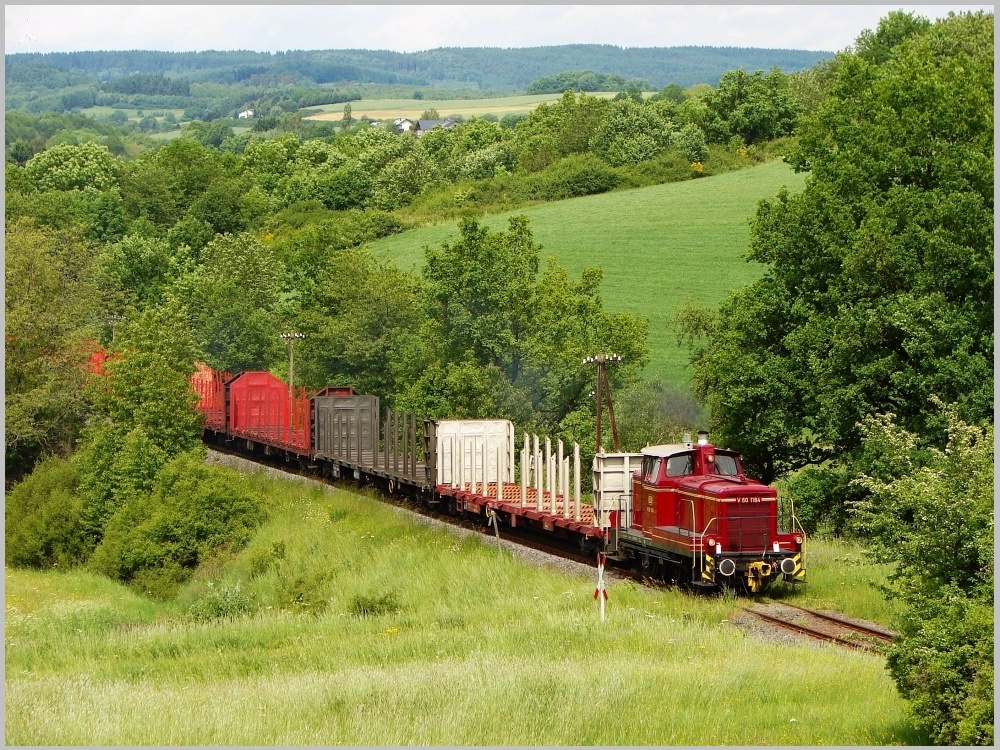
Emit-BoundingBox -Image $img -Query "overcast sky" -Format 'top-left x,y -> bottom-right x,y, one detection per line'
5,5 -> 992,56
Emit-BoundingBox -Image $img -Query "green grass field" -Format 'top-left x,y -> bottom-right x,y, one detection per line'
368,159 -> 806,389
5,463 -> 918,746
304,92 -> 623,122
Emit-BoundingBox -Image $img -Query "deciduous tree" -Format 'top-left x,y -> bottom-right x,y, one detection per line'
683,12 -> 993,488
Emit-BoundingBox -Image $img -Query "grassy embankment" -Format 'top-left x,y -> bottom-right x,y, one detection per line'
303,92 -> 623,122
368,159 -> 805,389
6,463 -> 917,745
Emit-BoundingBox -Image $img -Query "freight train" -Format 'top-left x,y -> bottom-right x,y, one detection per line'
191,363 -> 807,593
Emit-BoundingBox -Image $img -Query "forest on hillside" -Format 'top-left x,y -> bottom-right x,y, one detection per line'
6,44 -> 830,93
6,44 -> 829,119
4,12 -> 994,746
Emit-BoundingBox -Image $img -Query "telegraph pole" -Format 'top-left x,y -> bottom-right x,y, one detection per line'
106,314 -> 123,343
279,332 -> 305,397
584,353 -> 622,453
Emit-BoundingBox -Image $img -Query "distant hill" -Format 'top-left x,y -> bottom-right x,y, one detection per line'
6,44 -> 831,91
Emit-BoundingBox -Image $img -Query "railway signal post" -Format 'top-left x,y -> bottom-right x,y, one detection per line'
594,552 -> 608,622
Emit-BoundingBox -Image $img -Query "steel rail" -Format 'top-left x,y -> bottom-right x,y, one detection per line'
742,606 -> 891,652
778,603 -> 896,642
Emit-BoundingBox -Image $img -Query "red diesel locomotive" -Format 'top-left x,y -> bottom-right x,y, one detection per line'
602,433 -> 806,593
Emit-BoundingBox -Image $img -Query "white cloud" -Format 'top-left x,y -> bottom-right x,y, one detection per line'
5,4 -> 992,55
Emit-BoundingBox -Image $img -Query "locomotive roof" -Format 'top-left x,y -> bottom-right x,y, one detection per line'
641,443 -> 696,458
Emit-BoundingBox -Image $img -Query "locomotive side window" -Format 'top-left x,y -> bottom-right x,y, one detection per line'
715,455 -> 739,476
665,453 -> 694,477
643,457 -> 662,483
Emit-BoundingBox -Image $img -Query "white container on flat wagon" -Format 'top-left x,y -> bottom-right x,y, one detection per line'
435,419 -> 515,487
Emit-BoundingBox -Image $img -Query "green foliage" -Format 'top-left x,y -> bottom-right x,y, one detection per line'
88,452 -> 267,599
24,141 -> 120,191
423,216 -> 540,376
854,403 -> 993,745
413,217 -> 648,432
649,83 -> 688,104
525,70 -> 630,94
119,138 -> 229,230
98,234 -> 173,311
175,232 -> 284,372
589,98 -> 673,166
371,148 -> 440,210
515,91 -> 612,171
703,67 -> 801,144
105,73 -> 190,96
184,120 -> 235,148
5,456 -> 92,569
295,247 -> 425,396
187,581 -> 257,621
676,123 -> 708,163
535,153 -> 619,200
78,303 -> 203,541
782,465 -> 858,535
5,220 -> 100,480
684,12 -> 994,483
6,138 -> 37,165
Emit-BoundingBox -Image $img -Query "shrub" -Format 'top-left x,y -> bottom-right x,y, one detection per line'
537,154 -> 619,200
187,581 -> 257,621
854,403 -> 994,744
88,452 -> 266,598
676,123 -> 709,163
783,465 -> 859,536
349,591 -> 401,617
280,568 -> 331,614
5,456 -> 92,569
886,588 -> 993,745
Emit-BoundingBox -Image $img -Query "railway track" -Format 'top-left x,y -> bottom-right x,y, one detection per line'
742,602 -> 896,652
207,446 -> 888,639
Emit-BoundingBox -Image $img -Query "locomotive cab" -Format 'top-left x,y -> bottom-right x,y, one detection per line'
609,434 -> 806,592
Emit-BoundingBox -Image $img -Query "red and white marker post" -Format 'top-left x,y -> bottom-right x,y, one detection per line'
594,552 -> 608,622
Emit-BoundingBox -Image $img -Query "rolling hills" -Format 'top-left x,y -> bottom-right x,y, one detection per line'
367,159 -> 807,389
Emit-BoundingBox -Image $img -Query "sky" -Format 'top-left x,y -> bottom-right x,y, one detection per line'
5,4 -> 992,56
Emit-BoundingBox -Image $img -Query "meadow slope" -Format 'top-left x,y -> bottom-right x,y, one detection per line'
5,463 -> 915,746
368,159 -> 806,389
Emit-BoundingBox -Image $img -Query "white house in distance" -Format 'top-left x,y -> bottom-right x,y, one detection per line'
238,109 -> 254,119
394,117 -> 415,132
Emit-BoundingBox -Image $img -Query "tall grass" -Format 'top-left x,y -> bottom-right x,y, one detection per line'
369,160 -> 806,389
6,466 -> 920,745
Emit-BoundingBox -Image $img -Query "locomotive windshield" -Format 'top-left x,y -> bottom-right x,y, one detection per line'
665,453 -> 694,477
715,454 -> 740,476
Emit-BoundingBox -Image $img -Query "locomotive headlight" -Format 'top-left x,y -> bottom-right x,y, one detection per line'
794,536 -> 803,546
706,537 -> 716,549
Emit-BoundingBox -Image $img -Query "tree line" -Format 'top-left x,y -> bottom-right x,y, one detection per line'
7,44 -> 830,92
